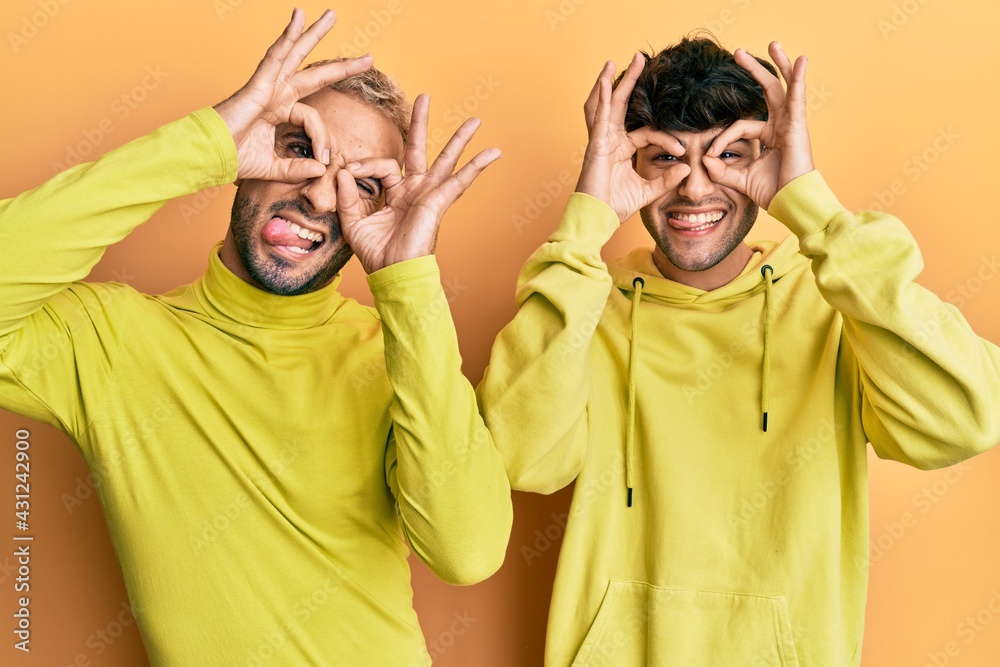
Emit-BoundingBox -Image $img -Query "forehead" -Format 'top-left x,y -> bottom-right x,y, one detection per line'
292,88 -> 404,163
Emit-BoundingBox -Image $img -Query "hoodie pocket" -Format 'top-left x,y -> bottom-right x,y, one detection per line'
571,580 -> 800,667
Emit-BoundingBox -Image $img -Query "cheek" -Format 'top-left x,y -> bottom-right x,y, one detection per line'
720,186 -> 752,212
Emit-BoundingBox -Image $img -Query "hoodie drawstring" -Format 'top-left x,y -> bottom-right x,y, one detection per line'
624,265 -> 773,506
760,265 -> 774,433
626,277 -> 644,508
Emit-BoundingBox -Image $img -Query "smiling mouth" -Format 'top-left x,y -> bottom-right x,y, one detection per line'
262,216 -> 326,256
668,210 -> 727,232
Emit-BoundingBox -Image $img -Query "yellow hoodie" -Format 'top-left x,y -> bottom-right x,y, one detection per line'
0,109 -> 512,666
478,173 -> 1000,666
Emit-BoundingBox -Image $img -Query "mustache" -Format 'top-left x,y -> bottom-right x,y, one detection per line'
266,199 -> 341,241
658,197 -> 734,212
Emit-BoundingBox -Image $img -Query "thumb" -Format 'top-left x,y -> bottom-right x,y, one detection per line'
640,163 -> 690,205
268,157 -> 327,184
702,156 -> 748,195
335,169 -> 364,231
660,162 -> 691,193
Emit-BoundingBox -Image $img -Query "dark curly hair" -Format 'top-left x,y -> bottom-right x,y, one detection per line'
619,36 -> 777,133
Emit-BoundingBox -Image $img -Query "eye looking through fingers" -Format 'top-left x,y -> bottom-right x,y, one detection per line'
355,178 -> 382,199
280,130 -> 315,160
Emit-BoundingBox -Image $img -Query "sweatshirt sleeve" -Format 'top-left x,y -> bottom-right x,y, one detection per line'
476,193 -> 619,493
0,108 -> 237,440
769,170 -> 1000,469
368,255 -> 513,586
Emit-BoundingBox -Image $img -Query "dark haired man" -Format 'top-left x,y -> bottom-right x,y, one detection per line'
478,38 -> 1000,665
0,9 -> 511,665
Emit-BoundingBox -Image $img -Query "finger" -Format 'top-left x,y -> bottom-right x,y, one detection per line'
291,54 -> 374,99
428,147 -> 502,209
268,157 -> 327,184
288,101 -> 331,165
786,55 -> 809,124
253,8 -> 307,83
594,72 -> 613,131
706,119 -> 766,157
583,61 -> 615,132
405,94 -> 430,174
702,155 -> 747,193
767,41 -> 795,86
335,169 -> 365,227
427,117 -> 481,181
628,126 -> 685,156
660,162 -> 691,192
344,158 -> 404,190
610,53 -> 644,126
639,163 -> 690,205
279,9 -> 339,79
734,48 -> 786,112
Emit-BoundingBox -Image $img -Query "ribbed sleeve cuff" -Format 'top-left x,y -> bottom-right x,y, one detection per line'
367,255 -> 441,302
190,107 -> 239,187
767,170 -> 848,240
550,193 -> 620,249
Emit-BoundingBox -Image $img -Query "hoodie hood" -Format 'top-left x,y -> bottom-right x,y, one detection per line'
607,236 -> 807,307
606,235 -> 809,507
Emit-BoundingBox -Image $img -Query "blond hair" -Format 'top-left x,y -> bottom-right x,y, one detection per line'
304,59 -> 410,142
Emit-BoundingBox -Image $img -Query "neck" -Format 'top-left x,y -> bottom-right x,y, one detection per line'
651,243 -> 754,291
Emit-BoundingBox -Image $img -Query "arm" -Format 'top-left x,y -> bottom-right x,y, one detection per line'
0,109 -> 235,341
476,193 -> 617,493
769,172 -> 1000,468
0,110 -> 236,437
335,94 -> 511,584
372,257 -> 512,586
478,55 -> 690,493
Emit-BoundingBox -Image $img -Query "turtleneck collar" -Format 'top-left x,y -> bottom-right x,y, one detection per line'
192,242 -> 345,330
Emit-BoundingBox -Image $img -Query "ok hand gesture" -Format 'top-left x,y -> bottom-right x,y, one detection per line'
213,8 -> 372,183
575,54 -> 692,223
702,42 -> 815,211
336,95 -> 501,274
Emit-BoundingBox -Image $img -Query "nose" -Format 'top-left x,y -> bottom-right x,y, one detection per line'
677,157 -> 716,202
300,165 -> 340,215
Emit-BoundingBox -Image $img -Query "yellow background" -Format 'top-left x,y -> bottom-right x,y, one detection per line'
2,0 -> 999,664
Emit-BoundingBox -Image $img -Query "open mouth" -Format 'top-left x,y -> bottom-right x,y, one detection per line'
668,210 -> 726,234
262,216 -> 326,257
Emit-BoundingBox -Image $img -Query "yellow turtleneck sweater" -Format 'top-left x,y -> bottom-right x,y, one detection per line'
0,108 -> 512,666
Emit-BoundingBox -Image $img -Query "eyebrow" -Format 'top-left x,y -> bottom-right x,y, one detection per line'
282,129 -> 312,144
670,134 -> 753,152
710,138 -> 752,151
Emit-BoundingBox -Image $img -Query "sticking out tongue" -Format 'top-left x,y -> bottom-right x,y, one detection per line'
263,217 -> 314,250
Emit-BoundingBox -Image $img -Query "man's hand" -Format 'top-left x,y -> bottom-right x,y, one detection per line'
703,42 -> 815,210
213,8 -> 373,183
335,94 -> 501,274
575,54 -> 691,223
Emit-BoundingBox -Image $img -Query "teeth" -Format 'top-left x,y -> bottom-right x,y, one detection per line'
283,218 -> 323,243
674,211 -> 725,225
285,245 -> 309,254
